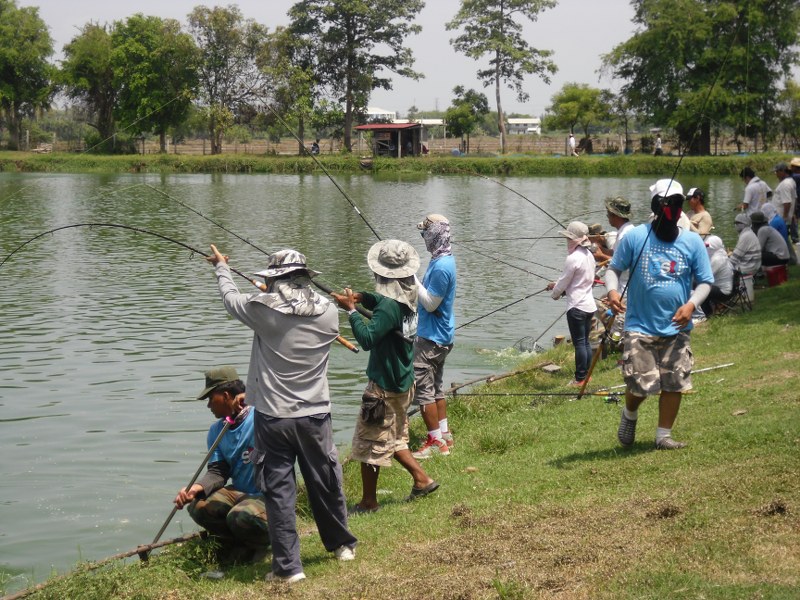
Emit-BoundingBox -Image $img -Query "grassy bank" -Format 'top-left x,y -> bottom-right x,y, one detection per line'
0,151 -> 795,177
9,267 -> 799,600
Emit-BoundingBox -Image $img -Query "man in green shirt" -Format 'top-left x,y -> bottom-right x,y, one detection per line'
332,240 -> 439,512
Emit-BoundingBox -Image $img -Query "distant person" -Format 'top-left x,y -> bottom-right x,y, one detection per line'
761,203 -> 788,241
547,222 -> 597,386
606,178 -> 713,451
700,236 -> 734,318
686,187 -> 713,237
654,135 -> 663,156
789,157 -> 800,243
750,211 -> 790,266
174,366 -> 269,565
771,162 -> 797,263
594,197 -> 634,343
738,167 -> 771,215
310,139 -> 320,155
728,213 -> 762,278
332,240 -> 439,511
568,133 -> 579,157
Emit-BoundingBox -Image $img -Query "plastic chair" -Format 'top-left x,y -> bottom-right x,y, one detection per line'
714,270 -> 752,315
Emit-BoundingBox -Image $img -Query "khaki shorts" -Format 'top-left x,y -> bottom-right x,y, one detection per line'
413,337 -> 453,406
621,331 -> 693,397
351,381 -> 413,468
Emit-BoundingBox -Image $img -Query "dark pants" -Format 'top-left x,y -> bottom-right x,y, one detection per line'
701,285 -> 733,317
567,307 -> 594,381
253,411 -> 357,577
762,252 -> 789,267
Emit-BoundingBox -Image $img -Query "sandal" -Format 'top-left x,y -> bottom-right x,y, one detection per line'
405,480 -> 440,502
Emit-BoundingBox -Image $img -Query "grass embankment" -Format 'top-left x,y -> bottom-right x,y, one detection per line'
0,151 -> 794,177
11,269 -> 800,600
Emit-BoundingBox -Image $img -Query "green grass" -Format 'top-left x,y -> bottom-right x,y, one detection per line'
0,150 -> 794,176
11,268 -> 800,599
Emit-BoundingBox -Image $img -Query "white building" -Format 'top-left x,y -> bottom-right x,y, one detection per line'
366,106 -> 397,122
507,117 -> 542,135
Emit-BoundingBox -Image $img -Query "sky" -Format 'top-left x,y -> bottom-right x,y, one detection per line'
20,0 -> 637,117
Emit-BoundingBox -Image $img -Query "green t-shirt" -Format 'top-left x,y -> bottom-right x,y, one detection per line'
348,292 -> 414,393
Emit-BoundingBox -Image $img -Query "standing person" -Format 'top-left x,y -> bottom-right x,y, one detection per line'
606,179 -> 713,450
654,135 -> 663,156
789,157 -> 800,243
207,245 -> 357,583
771,163 -> 798,264
568,133 -> 579,157
412,214 -> 457,459
174,366 -> 270,565
546,222 -> 597,386
686,187 -> 713,237
738,167 -> 771,215
310,139 -> 320,155
332,240 -> 439,511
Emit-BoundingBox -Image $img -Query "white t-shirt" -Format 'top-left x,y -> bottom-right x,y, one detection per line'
743,176 -> 771,215
772,177 -> 797,220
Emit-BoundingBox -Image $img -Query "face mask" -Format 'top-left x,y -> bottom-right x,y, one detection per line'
650,194 -> 683,242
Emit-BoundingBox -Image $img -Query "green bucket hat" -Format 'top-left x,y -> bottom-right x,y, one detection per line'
605,196 -> 631,218
197,366 -> 240,400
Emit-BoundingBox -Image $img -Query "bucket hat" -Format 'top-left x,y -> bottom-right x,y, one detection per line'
197,366 -> 240,400
254,249 -> 320,279
367,239 -> 420,279
749,211 -> 767,226
604,196 -> 631,218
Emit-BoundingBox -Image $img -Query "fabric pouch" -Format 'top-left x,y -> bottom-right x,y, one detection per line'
360,389 -> 386,425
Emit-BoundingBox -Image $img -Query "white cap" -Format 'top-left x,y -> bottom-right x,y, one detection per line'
649,178 -> 684,199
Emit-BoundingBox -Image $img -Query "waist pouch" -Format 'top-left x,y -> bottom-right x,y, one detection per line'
360,389 -> 386,425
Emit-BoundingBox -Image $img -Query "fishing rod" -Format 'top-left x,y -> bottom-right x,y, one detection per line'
0,223 -> 359,352
147,415 -> 235,557
456,288 -> 547,330
577,16 -> 746,400
455,243 -> 554,281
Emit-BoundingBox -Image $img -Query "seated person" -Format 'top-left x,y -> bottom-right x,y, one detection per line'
761,203 -> 788,240
700,235 -> 734,317
750,211 -> 790,266
686,187 -> 713,236
174,366 -> 269,564
729,213 -> 762,276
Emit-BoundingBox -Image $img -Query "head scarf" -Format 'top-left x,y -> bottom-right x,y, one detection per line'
760,202 -> 778,223
250,272 -> 330,316
734,212 -> 750,234
422,219 -> 452,260
374,274 -> 418,312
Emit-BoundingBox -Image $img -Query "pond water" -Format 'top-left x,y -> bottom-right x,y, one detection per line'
0,171 -> 745,591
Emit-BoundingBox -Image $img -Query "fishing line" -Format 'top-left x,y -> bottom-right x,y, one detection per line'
454,236 -> 564,242
456,288 -> 547,330
265,104 -> 383,240
455,240 -> 561,272
456,242 -> 555,280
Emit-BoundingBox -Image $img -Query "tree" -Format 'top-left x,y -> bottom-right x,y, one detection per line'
187,5 -> 271,154
0,0 -> 54,150
289,0 -> 424,152
777,79 -> 800,151
543,83 -> 611,142
111,15 -> 198,153
60,23 -> 117,151
445,85 -> 489,153
447,0 -> 557,155
602,0 -> 800,154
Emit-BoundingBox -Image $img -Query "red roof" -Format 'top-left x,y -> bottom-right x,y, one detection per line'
355,123 -> 421,131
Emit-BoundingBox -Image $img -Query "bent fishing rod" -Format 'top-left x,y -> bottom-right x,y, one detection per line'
0,223 -> 359,353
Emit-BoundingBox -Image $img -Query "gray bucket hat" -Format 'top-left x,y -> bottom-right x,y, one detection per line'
197,366 -> 240,400
749,211 -> 767,226
605,196 -> 631,218
254,249 -> 320,279
367,239 -> 420,279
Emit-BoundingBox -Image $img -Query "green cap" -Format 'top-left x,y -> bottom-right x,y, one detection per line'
197,366 -> 240,400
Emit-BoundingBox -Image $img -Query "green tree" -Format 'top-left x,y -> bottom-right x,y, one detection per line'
602,0 -> 800,154
543,82 -> 611,142
0,0 -> 54,150
289,0 -> 424,152
447,0 -> 557,155
60,23 -> 117,151
187,5 -> 270,154
777,79 -> 800,151
111,15 -> 198,153
445,85 -> 489,153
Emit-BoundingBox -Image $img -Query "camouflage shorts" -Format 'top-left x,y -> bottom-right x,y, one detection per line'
621,331 -> 693,397
351,381 -> 413,468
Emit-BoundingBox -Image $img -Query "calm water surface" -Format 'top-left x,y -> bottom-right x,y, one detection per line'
0,171 -> 745,590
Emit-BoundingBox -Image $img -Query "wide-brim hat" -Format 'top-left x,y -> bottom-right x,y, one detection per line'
559,221 -> 591,247
650,178 -> 684,199
254,249 -> 320,278
197,366 -> 239,400
367,239 -> 420,279
588,223 -> 606,235
605,196 -> 631,218
790,157 -> 800,169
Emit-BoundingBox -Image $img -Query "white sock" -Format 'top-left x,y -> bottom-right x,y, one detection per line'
439,418 -> 449,433
623,407 -> 638,421
428,428 -> 443,441
656,427 -> 671,441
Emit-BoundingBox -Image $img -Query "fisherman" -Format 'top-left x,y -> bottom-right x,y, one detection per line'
728,213 -> 762,303
606,179 -> 713,450
547,222 -> 597,386
207,245 -> 357,583
412,214 -> 458,459
749,211 -> 790,267
686,187 -> 713,237
738,167 -> 771,215
332,240 -> 439,511
174,366 -> 270,564
771,163 -> 797,264
700,236 -> 734,318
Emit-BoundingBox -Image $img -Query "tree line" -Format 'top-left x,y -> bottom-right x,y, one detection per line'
0,0 -> 797,156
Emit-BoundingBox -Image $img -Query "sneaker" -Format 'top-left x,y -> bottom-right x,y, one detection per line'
265,571 -> 306,584
442,431 -> 454,448
567,379 -> 587,387
617,412 -> 637,447
334,545 -> 356,561
412,434 -> 450,459
655,437 -> 687,450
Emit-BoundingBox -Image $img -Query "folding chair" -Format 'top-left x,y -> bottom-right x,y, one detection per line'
714,270 -> 752,315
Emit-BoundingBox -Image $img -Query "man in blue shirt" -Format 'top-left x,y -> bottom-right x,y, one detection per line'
174,366 -> 270,563
606,179 -> 713,450
412,214 -> 457,459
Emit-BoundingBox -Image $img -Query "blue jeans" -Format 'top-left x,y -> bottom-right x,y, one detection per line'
566,307 -> 594,381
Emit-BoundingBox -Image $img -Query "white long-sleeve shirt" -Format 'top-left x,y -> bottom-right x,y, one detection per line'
551,246 -> 597,313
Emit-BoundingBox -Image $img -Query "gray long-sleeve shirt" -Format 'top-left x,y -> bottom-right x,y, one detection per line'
215,263 -> 339,418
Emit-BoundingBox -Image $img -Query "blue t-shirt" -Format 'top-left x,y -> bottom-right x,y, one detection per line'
207,409 -> 258,495
418,254 -> 456,345
610,224 -> 713,336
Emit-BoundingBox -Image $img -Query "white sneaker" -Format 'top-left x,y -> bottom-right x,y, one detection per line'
334,545 -> 356,561
265,571 -> 306,583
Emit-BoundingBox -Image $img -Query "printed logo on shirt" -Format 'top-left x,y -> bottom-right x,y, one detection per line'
642,243 -> 688,287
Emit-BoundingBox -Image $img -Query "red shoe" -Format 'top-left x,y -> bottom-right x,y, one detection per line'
412,434 -> 450,459
442,431 -> 454,448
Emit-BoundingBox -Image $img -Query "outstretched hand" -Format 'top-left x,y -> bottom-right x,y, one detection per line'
207,244 -> 229,266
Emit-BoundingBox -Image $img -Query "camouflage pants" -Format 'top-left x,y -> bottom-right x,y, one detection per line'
188,486 -> 269,550
621,331 -> 693,397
